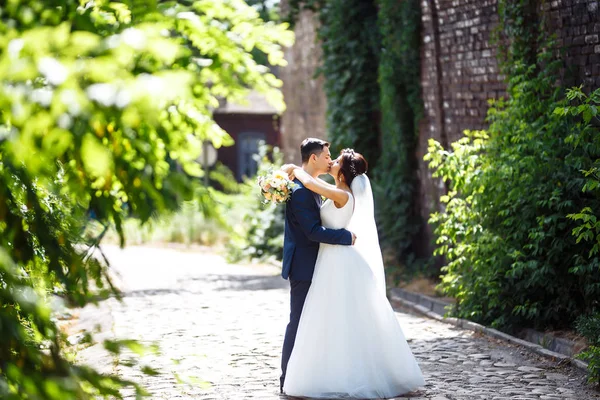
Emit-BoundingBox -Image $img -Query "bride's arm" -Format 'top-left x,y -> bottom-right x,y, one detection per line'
280,163 -> 297,175
291,168 -> 349,207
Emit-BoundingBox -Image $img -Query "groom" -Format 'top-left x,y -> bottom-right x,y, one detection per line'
279,138 -> 356,392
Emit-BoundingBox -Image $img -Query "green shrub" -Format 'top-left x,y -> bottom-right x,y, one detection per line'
426,0 -> 600,382
576,312 -> 600,385
556,87 -> 600,384
425,53 -> 600,331
226,143 -> 285,264
556,87 -> 600,260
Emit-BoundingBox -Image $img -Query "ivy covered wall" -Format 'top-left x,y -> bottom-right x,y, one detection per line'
417,0 -> 599,265
279,0 -> 600,275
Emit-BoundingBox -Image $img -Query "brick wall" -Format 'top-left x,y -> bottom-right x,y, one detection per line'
279,3 -> 328,164
417,0 -> 505,253
417,0 -> 600,253
545,0 -> 600,89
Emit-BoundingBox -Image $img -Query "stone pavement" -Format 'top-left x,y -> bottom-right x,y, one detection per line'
74,245 -> 600,400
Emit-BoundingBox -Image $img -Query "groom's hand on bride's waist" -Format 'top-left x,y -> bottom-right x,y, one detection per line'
351,232 -> 357,245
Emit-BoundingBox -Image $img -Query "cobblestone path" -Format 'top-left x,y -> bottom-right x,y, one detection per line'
75,246 -> 599,400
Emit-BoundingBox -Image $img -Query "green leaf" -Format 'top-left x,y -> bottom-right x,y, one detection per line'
81,134 -> 113,178
141,366 -> 161,376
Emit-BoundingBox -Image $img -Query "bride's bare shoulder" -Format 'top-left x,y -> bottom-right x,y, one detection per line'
332,190 -> 352,209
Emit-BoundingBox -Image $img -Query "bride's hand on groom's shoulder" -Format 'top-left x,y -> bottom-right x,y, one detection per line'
281,164 -> 301,181
280,163 -> 296,175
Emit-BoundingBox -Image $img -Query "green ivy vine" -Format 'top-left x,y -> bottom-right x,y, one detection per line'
494,0 -> 541,75
374,0 -> 424,272
318,0 -> 381,166
285,0 -> 425,271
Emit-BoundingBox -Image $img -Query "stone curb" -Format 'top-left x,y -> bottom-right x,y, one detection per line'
521,328 -> 586,358
389,288 -> 589,373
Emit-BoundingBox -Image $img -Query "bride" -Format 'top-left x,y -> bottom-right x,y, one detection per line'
281,148 -> 424,399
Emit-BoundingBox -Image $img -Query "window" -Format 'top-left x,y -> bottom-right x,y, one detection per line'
238,132 -> 266,180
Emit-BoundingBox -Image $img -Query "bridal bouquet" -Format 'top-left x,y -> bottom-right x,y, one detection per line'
257,168 -> 294,204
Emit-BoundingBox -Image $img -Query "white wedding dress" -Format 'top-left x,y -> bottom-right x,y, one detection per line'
283,181 -> 425,399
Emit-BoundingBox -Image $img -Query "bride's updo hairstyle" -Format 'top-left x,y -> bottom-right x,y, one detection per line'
338,148 -> 368,186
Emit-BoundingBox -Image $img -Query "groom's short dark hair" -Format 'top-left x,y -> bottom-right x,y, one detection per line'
300,138 -> 330,163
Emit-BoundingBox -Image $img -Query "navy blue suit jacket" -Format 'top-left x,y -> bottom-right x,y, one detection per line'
281,179 -> 352,281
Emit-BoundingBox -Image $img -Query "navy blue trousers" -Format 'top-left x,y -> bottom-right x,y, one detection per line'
280,279 -> 311,389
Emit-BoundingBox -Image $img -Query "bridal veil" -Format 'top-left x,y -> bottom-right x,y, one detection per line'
347,174 -> 386,295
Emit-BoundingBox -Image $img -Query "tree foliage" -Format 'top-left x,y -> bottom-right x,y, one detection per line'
247,0 -> 281,22
0,0 -> 292,398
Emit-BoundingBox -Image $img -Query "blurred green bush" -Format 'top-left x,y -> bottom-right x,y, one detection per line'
226,142 -> 285,265
0,1 -> 292,398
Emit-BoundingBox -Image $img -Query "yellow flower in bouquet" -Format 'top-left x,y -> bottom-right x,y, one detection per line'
257,168 -> 295,204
